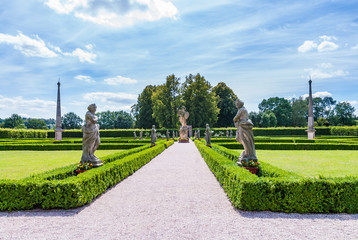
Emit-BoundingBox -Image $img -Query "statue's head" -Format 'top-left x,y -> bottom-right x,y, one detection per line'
152,125 -> 155,128
206,123 -> 209,127
88,103 -> 97,113
236,99 -> 244,108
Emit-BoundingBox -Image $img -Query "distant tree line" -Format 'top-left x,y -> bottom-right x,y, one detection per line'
249,96 -> 356,127
1,75 -> 356,129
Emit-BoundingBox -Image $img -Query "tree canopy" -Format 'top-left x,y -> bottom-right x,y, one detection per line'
62,112 -> 83,129
212,82 -> 238,127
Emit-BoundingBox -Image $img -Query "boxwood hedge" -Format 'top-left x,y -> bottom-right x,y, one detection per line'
0,140 -> 173,211
195,140 -> 358,213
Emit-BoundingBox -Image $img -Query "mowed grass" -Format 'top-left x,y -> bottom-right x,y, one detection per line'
253,150 -> 358,178
0,150 -> 123,180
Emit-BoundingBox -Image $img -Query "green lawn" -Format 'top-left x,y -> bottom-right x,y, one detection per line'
254,150 -> 358,178
0,150 -> 123,180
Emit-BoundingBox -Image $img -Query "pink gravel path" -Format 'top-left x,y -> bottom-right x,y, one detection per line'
0,141 -> 357,240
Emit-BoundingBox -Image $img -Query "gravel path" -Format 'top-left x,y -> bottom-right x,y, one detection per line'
1,141 -> 357,240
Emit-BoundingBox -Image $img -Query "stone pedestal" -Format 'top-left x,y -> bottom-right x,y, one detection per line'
55,128 -> 64,141
307,130 -> 316,140
179,126 -> 189,143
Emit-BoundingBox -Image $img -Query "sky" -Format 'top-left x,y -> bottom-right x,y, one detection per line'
0,0 -> 357,120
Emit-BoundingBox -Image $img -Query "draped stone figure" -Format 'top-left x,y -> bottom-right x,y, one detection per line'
81,104 -> 103,167
166,129 -> 170,141
178,106 -> 189,142
205,123 -> 211,146
151,125 -> 157,146
233,99 -> 257,163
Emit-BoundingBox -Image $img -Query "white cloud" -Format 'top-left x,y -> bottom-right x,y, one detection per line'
302,91 -> 332,99
352,44 -> 358,50
0,32 -> 96,63
298,35 -> 339,53
75,75 -> 95,83
317,41 -> 339,52
69,48 -> 96,63
45,0 -> 178,28
0,32 -> 57,58
304,63 -> 349,79
347,100 -> 358,106
0,95 -> 56,118
298,40 -> 317,53
83,92 -> 137,105
45,0 -> 88,14
104,75 -> 138,85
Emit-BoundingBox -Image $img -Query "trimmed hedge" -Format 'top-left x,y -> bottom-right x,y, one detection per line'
195,140 -> 358,213
0,143 -> 145,151
0,129 -> 47,139
219,142 -> 358,150
331,126 -> 358,136
0,140 -> 174,211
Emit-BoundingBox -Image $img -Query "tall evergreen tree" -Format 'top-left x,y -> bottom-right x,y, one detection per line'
131,85 -> 157,129
212,82 -> 238,127
181,73 -> 219,127
152,74 -> 181,128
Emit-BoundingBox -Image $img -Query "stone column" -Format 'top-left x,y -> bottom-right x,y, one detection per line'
55,80 -> 64,140
307,79 -> 316,139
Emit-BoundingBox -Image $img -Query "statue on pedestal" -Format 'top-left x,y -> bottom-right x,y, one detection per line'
197,128 -> 200,140
205,123 -> 211,147
151,125 -> 157,147
233,99 -> 257,165
178,107 -> 190,143
139,130 -> 143,140
81,104 -> 103,167
166,129 -> 170,141
133,131 -> 137,140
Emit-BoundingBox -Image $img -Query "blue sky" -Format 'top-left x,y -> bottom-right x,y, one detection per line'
0,0 -> 357,119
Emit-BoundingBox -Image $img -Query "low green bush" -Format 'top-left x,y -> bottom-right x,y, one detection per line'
0,140 -> 174,211
47,129 -> 178,138
219,142 -> 358,150
331,126 -> 358,136
0,129 -> 47,139
0,143 -> 146,151
195,140 -> 358,213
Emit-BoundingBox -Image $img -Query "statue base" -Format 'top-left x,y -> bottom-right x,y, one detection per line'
54,128 -> 64,141
81,156 -> 103,167
179,138 -> 189,143
306,129 -> 316,140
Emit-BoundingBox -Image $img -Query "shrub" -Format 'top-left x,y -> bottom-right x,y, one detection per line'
195,140 -> 358,213
0,129 -> 47,139
331,126 -> 358,136
0,140 -> 174,211
219,142 -> 358,150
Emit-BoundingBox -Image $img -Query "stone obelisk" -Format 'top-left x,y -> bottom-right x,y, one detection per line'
55,80 -> 64,140
307,78 -> 316,139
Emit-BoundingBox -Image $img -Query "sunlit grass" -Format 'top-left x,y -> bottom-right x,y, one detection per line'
253,150 -> 358,178
0,150 -> 123,180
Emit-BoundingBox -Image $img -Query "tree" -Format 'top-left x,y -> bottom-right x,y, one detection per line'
259,111 -> 277,127
249,112 -> 260,127
181,73 -> 219,127
291,97 -> 308,127
151,74 -> 181,128
258,97 -> 292,126
312,96 -> 336,121
333,102 -> 356,126
114,111 -> 133,129
25,119 -> 48,129
97,111 -> 134,129
131,85 -> 157,129
3,114 -> 26,129
212,82 -> 238,127
62,112 -> 83,129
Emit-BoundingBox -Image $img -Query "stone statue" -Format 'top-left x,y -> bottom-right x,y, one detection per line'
133,131 -> 137,140
166,129 -> 170,141
81,103 -> 103,167
197,128 -> 200,139
233,99 -> 257,164
205,123 -> 211,146
230,129 -> 233,138
151,125 -> 157,146
226,130 -> 229,139
139,130 -> 143,140
194,130 -> 198,139
178,107 -> 190,142
172,130 -> 175,140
